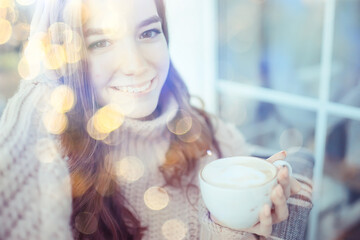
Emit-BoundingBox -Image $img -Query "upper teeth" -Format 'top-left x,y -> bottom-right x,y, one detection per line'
112,81 -> 152,93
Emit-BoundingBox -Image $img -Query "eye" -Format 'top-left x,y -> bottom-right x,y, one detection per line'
139,29 -> 162,39
88,40 -> 112,50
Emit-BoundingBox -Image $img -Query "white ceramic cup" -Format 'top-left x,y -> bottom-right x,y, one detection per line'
199,156 -> 292,230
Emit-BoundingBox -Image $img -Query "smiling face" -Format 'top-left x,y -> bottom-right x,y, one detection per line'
83,0 -> 170,119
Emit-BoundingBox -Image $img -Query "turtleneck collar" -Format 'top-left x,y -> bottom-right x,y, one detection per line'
119,91 -> 179,139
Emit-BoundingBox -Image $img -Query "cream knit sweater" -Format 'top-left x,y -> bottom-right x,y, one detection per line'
0,78 -> 259,240
0,78 -> 313,240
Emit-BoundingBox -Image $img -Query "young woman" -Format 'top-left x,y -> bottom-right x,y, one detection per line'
0,0 -> 310,239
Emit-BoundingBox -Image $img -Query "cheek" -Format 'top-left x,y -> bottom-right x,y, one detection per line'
142,42 -> 170,74
88,57 -> 112,88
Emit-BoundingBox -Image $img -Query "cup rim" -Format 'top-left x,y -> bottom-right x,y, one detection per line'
199,156 -> 278,190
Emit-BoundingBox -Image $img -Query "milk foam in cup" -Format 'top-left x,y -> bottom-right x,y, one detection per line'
199,156 -> 292,229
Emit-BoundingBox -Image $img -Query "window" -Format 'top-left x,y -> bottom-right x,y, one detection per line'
216,0 -> 360,239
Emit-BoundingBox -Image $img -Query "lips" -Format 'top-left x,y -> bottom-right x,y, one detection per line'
109,78 -> 155,94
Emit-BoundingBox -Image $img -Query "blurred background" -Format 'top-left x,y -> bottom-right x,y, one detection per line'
1,0 -> 360,239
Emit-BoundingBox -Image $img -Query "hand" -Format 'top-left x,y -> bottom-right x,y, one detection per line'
210,151 -> 302,238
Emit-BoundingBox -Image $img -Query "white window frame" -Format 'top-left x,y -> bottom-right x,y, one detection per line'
168,0 -> 360,239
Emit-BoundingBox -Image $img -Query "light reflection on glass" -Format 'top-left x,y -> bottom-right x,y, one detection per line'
279,128 -> 303,153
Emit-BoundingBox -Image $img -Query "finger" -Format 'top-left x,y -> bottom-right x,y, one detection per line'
290,177 -> 302,195
271,185 -> 289,223
266,151 -> 287,163
277,167 -> 291,199
259,204 -> 272,237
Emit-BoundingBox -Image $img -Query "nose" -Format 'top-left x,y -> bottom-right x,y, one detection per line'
115,39 -> 147,76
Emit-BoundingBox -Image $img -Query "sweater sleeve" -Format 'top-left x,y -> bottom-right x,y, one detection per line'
0,79 -> 73,240
267,150 -> 314,240
198,198 -> 258,240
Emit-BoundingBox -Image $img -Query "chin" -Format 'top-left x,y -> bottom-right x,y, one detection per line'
126,101 -> 159,119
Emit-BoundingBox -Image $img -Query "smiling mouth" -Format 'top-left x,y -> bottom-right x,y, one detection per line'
110,79 -> 154,94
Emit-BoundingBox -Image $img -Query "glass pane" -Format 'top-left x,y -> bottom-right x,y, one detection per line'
330,0 -> 360,108
319,116 -> 360,240
218,92 -> 316,153
218,0 -> 324,98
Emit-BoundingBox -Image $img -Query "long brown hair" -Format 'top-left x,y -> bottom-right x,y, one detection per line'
47,0 -> 222,239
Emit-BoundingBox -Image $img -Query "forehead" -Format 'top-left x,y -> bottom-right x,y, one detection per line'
84,0 -> 158,28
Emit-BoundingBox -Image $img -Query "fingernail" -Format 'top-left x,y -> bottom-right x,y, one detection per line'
281,150 -> 287,157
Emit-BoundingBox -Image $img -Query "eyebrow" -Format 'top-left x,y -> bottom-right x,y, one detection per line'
137,15 -> 162,29
85,15 -> 162,38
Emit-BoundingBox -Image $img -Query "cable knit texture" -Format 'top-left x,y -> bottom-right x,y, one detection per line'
0,78 -> 313,240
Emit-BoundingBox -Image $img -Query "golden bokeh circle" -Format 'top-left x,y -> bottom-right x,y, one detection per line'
17,56 -> 41,80
0,0 -> 13,8
12,22 -> 30,42
43,44 -> 66,70
50,85 -> 76,113
70,172 -> 92,198
177,118 -> 202,143
42,110 -> 68,135
167,109 -> 192,135
102,130 -> 122,146
144,187 -> 169,211
93,104 -> 124,134
63,1 -> 90,27
48,22 -> 73,43
0,19 -> 12,45
86,117 -> 109,140
161,219 -> 188,240
75,212 -> 98,235
114,156 -> 145,183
